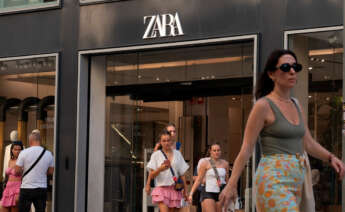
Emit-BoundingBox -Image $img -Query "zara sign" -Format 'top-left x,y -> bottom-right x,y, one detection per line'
143,12 -> 184,39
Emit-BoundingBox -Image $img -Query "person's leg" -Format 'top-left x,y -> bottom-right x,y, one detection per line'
215,201 -> 222,212
158,203 -> 169,212
18,189 -> 32,212
32,189 -> 47,212
1,206 -> 10,212
10,206 -> 18,212
201,199 -> 217,212
168,208 -> 176,212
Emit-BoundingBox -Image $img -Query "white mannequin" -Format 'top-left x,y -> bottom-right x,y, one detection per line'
3,130 -> 18,179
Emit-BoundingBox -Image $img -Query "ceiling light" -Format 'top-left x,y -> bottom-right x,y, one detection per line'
321,59 -> 325,63
308,67 -> 313,70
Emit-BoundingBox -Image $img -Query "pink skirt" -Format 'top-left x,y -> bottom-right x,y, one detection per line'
151,186 -> 183,208
1,181 -> 21,207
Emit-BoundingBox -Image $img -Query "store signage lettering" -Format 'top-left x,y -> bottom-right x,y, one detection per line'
143,12 -> 184,39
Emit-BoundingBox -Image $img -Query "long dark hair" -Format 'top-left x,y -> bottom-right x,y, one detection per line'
255,49 -> 298,99
10,141 -> 24,159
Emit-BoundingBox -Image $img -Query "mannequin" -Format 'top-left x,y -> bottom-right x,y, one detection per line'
2,130 -> 18,179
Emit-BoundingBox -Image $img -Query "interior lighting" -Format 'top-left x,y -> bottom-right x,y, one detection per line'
107,56 -> 249,72
321,59 -> 325,63
309,48 -> 343,56
308,67 -> 313,70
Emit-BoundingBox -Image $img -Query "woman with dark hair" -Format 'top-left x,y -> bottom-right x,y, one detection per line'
219,49 -> 345,211
146,130 -> 189,212
188,143 -> 229,212
1,141 -> 24,212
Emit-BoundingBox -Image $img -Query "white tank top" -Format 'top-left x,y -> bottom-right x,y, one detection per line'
205,167 -> 226,193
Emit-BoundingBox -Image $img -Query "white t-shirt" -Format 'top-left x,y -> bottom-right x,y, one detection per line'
147,150 -> 189,187
16,146 -> 54,189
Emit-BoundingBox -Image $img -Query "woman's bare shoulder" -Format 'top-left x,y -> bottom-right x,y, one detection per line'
253,97 -> 270,110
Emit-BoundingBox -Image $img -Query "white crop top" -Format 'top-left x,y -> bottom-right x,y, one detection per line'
205,167 -> 226,193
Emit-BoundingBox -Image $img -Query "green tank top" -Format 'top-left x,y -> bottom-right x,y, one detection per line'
260,97 -> 305,155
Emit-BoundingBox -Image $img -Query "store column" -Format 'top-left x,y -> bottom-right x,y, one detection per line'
292,36 -> 309,116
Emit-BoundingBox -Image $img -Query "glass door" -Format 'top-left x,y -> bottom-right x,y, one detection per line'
288,28 -> 343,212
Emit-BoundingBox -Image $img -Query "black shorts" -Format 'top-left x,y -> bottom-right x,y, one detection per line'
200,184 -> 226,202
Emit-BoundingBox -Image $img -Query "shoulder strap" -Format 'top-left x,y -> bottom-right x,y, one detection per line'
160,150 -> 176,177
263,97 -> 281,116
22,148 -> 46,178
209,159 -> 220,181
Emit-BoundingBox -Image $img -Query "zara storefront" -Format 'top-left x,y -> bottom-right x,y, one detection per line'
0,0 -> 343,212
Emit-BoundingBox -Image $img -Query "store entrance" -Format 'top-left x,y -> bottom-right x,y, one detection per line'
86,39 -> 256,212
104,78 -> 253,212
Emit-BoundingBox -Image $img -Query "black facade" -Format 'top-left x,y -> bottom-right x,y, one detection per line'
0,0 -> 343,211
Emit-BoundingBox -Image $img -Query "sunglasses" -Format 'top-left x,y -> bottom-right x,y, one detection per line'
276,63 -> 302,73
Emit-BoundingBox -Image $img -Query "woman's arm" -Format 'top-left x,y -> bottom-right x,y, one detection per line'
145,171 -> 153,195
150,163 -> 169,179
188,161 -> 208,202
300,106 -> 345,179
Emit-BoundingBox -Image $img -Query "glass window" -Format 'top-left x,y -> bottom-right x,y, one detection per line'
0,55 -> 57,211
103,40 -> 254,211
0,0 -> 59,14
289,29 -> 343,212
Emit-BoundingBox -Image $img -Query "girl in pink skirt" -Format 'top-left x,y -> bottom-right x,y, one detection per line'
147,130 -> 189,212
1,141 -> 23,212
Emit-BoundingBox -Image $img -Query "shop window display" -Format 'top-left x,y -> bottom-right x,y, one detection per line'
289,29 -> 343,212
0,55 -> 57,211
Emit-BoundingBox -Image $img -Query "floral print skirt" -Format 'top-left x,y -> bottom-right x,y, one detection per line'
255,154 -> 306,212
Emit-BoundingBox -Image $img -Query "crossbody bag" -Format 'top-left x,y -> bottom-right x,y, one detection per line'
22,147 -> 46,178
209,159 -> 221,187
160,150 -> 184,191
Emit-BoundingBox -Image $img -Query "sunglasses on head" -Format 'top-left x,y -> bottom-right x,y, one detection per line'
276,63 -> 302,73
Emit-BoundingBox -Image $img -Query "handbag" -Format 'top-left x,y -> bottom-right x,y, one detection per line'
300,151 -> 315,212
160,150 -> 184,191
